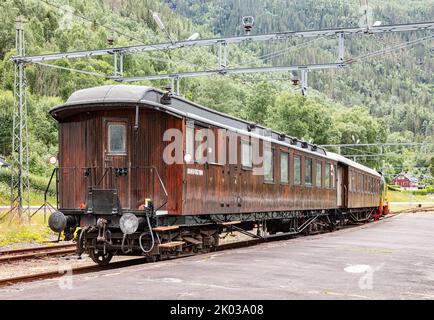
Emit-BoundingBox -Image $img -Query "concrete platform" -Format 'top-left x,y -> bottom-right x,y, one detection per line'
1,212 -> 434,300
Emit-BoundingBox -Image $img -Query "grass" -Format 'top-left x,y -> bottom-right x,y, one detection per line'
0,178 -> 58,247
388,190 -> 434,203
0,181 -> 57,206
0,213 -> 56,247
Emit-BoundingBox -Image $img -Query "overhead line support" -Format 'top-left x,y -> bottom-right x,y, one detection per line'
10,22 -> 434,63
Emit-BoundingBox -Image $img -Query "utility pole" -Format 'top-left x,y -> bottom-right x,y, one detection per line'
300,69 -> 308,96
8,16 -> 30,222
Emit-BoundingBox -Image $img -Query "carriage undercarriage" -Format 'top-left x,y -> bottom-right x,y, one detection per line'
65,208 -> 378,265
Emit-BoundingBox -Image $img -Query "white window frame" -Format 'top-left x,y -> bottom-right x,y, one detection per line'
316,161 -> 322,187
280,152 -> 289,184
241,139 -> 253,168
107,122 -> 127,155
264,148 -> 274,183
294,155 -> 301,185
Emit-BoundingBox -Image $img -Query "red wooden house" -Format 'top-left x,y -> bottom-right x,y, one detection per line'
393,173 -> 419,189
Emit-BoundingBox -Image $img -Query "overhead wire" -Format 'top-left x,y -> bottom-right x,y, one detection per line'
38,0 -> 145,44
37,0 -> 213,76
33,61 -> 107,77
236,34 -> 333,67
29,1 -> 434,87
346,34 -> 434,64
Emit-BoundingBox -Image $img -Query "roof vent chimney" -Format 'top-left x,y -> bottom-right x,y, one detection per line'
160,86 -> 172,105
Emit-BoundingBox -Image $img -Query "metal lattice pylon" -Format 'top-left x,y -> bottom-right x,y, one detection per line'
7,16 -> 30,221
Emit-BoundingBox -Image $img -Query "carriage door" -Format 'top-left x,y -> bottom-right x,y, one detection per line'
337,164 -> 348,208
103,119 -> 131,209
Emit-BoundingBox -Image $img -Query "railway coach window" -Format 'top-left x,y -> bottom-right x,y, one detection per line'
264,148 -> 274,182
241,139 -> 253,168
294,155 -> 301,185
280,152 -> 289,184
108,123 -> 126,154
305,158 -> 313,186
316,161 -> 322,187
325,163 -> 330,188
185,125 -> 194,162
331,165 -> 336,189
195,127 -> 207,163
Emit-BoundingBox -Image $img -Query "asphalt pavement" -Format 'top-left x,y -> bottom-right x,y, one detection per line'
1,212 -> 433,300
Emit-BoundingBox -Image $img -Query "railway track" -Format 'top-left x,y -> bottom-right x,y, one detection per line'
0,212 -> 408,288
391,205 -> 434,214
0,243 -> 76,263
0,238 -> 267,288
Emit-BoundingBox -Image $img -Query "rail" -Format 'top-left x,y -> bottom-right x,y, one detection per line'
0,213 -> 401,288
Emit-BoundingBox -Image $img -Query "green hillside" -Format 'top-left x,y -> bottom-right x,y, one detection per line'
0,0 -> 432,201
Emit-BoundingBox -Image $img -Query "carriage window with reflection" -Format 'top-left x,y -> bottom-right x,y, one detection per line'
241,139 -> 252,168
316,161 -> 322,187
108,123 -> 126,154
330,164 -> 336,189
185,125 -> 194,162
325,163 -> 330,188
264,148 -> 274,182
294,155 -> 301,185
194,128 -> 207,163
280,152 -> 289,184
305,158 -> 313,185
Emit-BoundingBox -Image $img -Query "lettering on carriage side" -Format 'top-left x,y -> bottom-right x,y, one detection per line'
187,168 -> 204,176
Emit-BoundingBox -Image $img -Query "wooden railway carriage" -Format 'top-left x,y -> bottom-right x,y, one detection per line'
48,85 -> 387,265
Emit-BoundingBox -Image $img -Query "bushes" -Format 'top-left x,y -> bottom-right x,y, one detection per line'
0,169 -> 56,195
387,184 -> 434,196
387,184 -> 401,191
411,190 -> 427,196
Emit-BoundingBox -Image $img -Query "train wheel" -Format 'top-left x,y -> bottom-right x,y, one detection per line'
89,248 -> 113,266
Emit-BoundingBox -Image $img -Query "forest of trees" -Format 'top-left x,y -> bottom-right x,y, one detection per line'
0,0 -> 433,197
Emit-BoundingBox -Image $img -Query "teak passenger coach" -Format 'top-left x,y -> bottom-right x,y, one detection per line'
48,85 -> 389,265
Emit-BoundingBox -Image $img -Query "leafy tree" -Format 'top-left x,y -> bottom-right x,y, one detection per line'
243,82 -> 277,125
265,91 -> 340,145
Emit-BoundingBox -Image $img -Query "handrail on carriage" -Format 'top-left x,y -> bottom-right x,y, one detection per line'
31,167 -> 59,222
53,165 -> 168,215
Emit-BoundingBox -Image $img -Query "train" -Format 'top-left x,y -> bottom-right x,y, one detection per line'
47,84 -> 389,265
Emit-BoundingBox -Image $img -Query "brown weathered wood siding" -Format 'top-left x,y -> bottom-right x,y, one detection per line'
58,107 -> 183,214
57,105 -> 380,217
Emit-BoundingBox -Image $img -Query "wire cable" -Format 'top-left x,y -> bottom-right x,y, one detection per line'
38,0 -> 214,76
347,34 -> 433,64
33,61 -> 107,77
38,0 -> 145,44
236,35 -> 332,67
